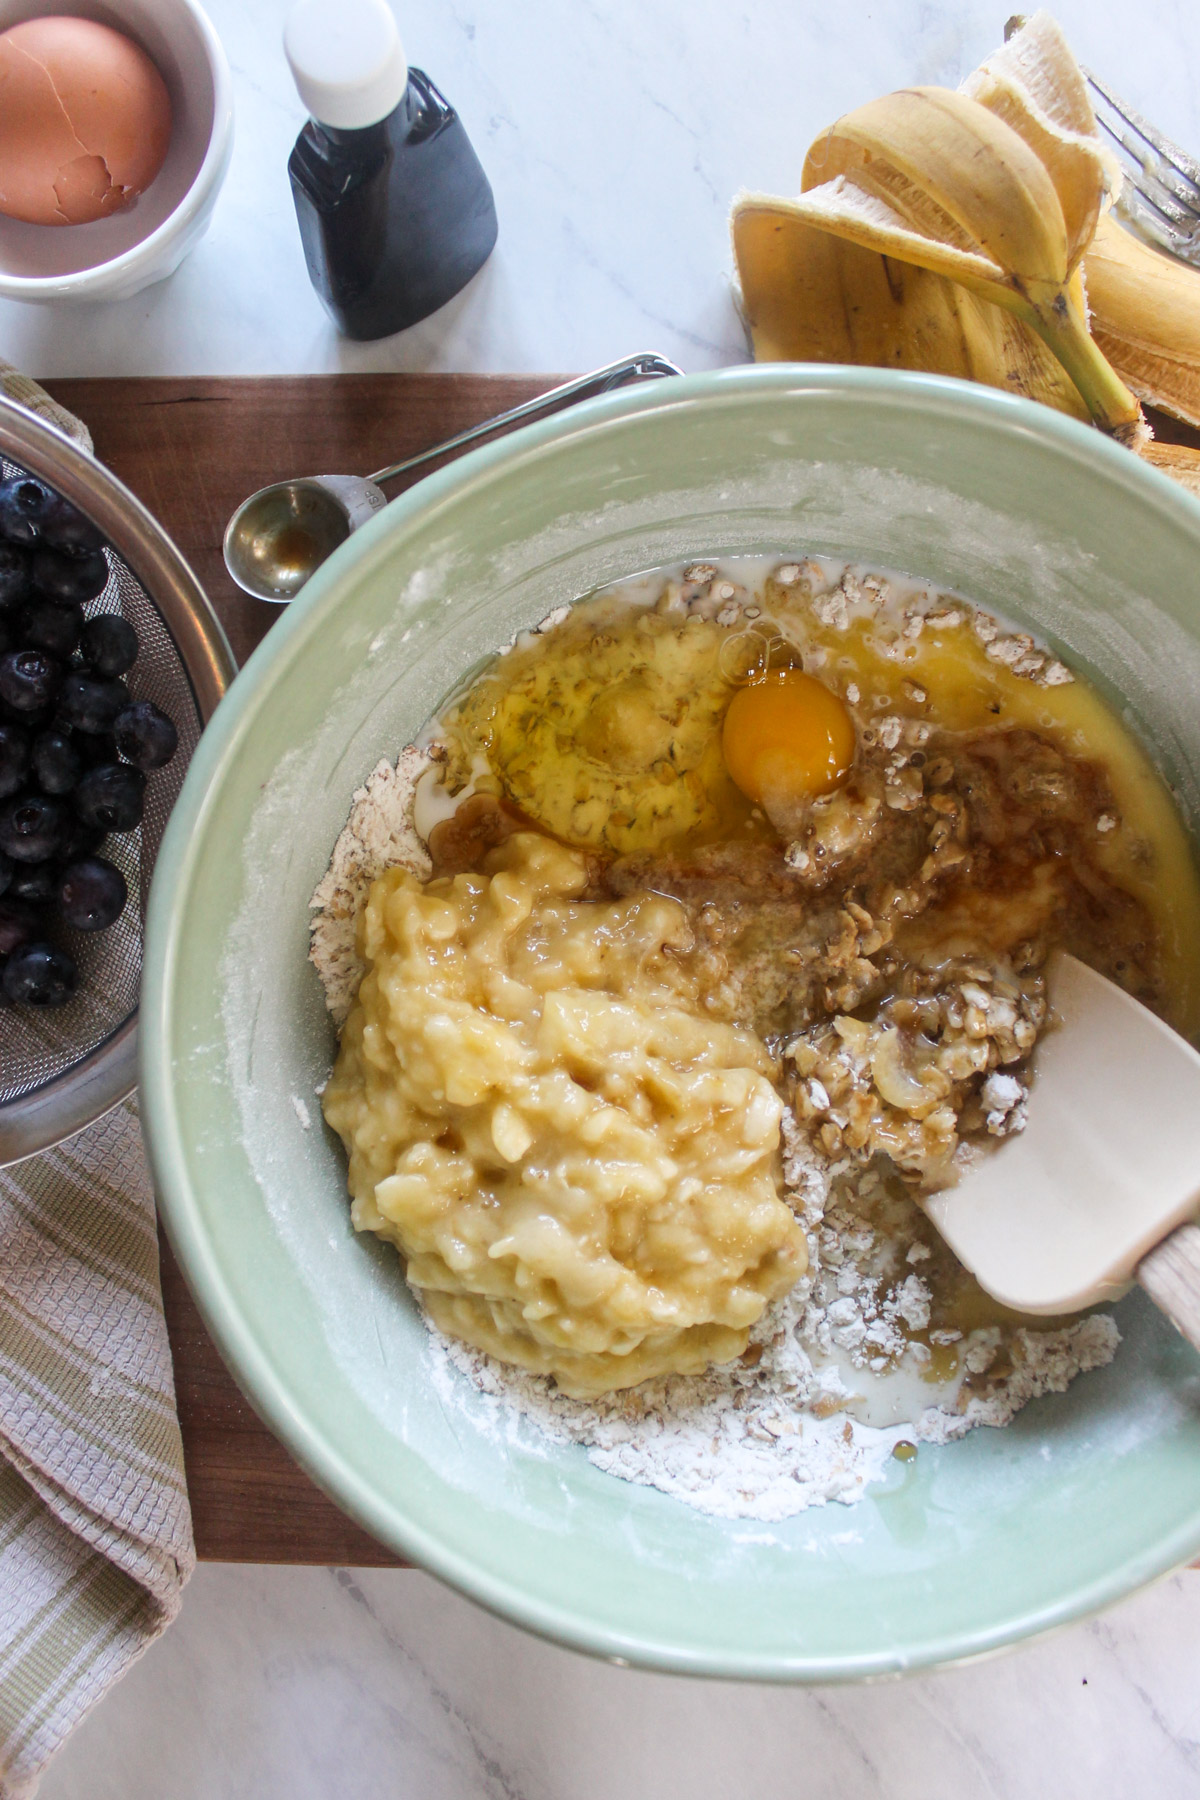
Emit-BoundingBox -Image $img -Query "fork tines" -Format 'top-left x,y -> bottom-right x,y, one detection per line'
1083,66 -> 1200,262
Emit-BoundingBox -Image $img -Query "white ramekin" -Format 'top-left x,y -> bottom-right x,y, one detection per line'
0,0 -> 234,304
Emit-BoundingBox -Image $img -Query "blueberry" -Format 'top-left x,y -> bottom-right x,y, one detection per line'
58,814 -> 106,863
0,477 -> 54,547
31,728 -> 82,795
9,861 -> 59,905
59,855 -> 126,931
0,793 -> 67,861
72,730 -> 117,770
20,597 -> 83,661
0,897 -> 38,958
0,544 -> 30,609
113,699 -> 177,770
80,613 -> 138,679
74,763 -> 144,832
1,706 -> 53,742
2,942 -> 77,1007
56,673 -> 127,733
0,849 -> 11,897
0,649 -> 62,713
0,722 -> 28,798
31,547 -> 108,606
39,492 -> 105,557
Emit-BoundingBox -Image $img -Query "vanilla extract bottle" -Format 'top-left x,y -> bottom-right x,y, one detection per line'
285,0 -> 498,341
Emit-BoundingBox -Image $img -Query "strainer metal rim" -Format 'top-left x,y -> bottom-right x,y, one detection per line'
0,392 -> 236,1165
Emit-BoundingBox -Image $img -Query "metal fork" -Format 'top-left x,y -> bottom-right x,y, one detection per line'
1084,67 -> 1200,266
1003,16 -> 1200,266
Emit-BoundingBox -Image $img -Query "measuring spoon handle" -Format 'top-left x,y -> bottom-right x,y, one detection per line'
367,353 -> 683,488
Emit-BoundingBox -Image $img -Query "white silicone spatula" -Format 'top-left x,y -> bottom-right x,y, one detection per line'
922,951 -> 1200,1351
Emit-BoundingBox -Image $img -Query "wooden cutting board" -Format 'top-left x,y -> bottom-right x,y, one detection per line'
43,376 -> 1200,1566
47,374 -> 557,1565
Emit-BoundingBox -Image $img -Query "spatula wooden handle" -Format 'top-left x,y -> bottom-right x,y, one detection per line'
1138,1224 -> 1200,1354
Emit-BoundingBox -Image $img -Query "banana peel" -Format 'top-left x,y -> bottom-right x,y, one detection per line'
734,199 -> 1090,421
1140,440 -> 1200,495
733,11 -> 1174,454
1085,212 -> 1200,429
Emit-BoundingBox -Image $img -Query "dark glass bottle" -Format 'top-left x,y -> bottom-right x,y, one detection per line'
288,68 -> 498,342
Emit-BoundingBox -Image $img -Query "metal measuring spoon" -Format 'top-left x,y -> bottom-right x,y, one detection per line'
223,353 -> 684,603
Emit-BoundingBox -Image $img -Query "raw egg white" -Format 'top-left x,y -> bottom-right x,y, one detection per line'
722,669 -> 856,814
0,16 -> 172,226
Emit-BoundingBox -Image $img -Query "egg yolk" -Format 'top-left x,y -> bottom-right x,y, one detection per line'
722,670 -> 856,811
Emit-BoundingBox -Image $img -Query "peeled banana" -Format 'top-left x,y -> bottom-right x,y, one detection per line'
733,10 -> 1200,459
440,596 -> 742,857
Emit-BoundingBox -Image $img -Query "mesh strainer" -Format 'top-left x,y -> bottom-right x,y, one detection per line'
0,394 -> 235,1165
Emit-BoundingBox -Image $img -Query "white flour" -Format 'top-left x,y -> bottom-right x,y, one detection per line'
308,744 -> 432,1026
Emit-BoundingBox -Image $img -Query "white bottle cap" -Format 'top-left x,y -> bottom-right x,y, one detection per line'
285,0 -> 409,130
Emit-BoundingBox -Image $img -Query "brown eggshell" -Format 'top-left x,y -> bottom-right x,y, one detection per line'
0,16 -> 172,226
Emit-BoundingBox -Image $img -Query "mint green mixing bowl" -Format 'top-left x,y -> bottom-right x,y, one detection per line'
142,367 -> 1200,1678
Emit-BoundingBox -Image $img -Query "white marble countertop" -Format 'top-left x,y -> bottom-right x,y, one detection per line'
3,0 -> 1200,381
33,1565 -> 1200,1800
9,1 -> 1200,1794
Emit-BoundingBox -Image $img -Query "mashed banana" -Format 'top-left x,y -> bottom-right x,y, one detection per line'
322,831 -> 806,1399
441,597 -> 743,855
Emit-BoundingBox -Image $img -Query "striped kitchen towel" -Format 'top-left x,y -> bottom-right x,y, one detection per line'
0,1099 -> 195,1800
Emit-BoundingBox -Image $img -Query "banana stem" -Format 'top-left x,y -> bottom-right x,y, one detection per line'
1024,289 -> 1147,446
